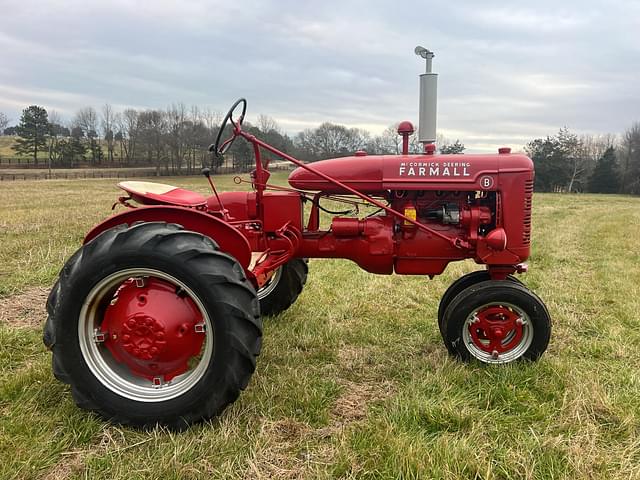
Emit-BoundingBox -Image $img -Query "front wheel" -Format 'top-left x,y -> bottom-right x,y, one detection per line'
441,280 -> 551,364
437,270 -> 524,335
45,222 -> 262,429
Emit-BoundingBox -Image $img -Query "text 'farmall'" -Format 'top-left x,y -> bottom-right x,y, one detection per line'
399,161 -> 471,177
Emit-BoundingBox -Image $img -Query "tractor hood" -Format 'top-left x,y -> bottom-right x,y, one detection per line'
288,153 -> 533,193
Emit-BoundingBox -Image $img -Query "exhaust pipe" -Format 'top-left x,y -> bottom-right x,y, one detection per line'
415,46 -> 437,145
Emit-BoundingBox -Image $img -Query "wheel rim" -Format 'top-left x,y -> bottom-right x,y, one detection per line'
78,268 -> 214,402
257,267 -> 282,300
461,302 -> 533,364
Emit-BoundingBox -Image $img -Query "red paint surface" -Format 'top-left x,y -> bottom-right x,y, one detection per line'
468,305 -> 524,354
91,124 -> 535,282
118,183 -> 207,207
101,277 -> 205,381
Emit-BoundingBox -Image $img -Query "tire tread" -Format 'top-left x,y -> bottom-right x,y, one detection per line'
45,221 -> 261,429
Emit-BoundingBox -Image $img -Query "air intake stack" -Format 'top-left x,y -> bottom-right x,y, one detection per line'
415,46 -> 437,146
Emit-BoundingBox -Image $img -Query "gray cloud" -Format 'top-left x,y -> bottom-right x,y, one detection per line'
1,0 -> 638,152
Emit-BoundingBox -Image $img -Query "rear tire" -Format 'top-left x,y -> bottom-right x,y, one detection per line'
441,280 -> 551,364
258,258 -> 308,316
45,222 -> 261,429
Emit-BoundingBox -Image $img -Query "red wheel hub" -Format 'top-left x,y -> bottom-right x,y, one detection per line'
468,305 -> 523,354
100,277 -> 206,381
121,314 -> 167,360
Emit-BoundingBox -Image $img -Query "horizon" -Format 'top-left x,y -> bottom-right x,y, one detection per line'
2,1 -> 639,153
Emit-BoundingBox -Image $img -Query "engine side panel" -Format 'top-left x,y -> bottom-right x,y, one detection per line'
288,152 -> 534,274
288,153 -> 532,193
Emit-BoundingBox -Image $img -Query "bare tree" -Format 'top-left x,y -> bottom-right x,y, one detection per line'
47,110 -> 62,168
620,122 -> 640,194
201,107 -> 222,132
257,114 -> 280,135
187,106 -> 213,172
374,124 -> 403,154
74,107 -> 101,164
166,103 -> 188,172
295,122 -> 370,161
0,112 -> 9,134
101,104 -> 115,163
118,109 -> 139,164
74,107 -> 98,135
556,127 -> 584,193
137,109 -> 167,174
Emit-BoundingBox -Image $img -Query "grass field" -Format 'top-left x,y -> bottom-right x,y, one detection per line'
0,136 -> 122,165
1,172 -> 639,479
0,136 -> 16,157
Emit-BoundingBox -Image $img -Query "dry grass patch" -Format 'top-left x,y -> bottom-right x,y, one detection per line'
0,286 -> 48,328
244,418 -> 316,479
329,379 -> 394,425
42,451 -> 86,480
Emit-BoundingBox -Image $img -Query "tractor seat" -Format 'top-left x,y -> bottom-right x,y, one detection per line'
118,181 -> 207,207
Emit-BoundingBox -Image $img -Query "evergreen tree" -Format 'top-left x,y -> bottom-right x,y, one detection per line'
526,136 -> 566,191
439,140 -> 465,154
54,137 -> 87,166
588,146 -> 619,193
14,105 -> 49,165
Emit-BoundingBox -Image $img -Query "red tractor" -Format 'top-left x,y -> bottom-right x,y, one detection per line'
44,51 -> 551,428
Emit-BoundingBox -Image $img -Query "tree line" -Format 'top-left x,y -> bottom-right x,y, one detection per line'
1,104 -> 639,194
525,125 -> 640,194
1,105 -> 464,174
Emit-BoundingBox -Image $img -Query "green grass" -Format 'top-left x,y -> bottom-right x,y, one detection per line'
0,136 -> 121,163
0,136 -> 16,156
1,174 -> 640,479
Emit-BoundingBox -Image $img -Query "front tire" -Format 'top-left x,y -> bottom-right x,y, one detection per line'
45,222 -> 262,429
437,270 -> 524,335
441,280 -> 551,364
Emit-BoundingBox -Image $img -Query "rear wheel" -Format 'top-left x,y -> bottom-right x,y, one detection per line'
258,259 -> 308,316
441,280 -> 551,364
45,222 -> 261,429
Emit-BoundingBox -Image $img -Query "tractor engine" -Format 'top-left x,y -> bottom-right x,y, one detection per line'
288,148 -> 534,276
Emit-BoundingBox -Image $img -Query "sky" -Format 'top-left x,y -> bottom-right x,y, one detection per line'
1,0 -> 639,152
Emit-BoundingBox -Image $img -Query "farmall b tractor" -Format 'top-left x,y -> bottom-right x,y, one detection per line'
44,48 -> 551,428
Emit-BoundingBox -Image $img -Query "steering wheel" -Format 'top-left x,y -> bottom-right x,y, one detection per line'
210,98 -> 247,157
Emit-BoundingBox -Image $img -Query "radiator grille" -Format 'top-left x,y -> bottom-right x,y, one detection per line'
523,180 -> 534,244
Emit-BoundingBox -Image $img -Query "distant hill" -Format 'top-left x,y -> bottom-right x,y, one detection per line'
0,136 -> 16,156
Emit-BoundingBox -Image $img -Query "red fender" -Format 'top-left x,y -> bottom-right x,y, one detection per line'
84,206 -> 252,270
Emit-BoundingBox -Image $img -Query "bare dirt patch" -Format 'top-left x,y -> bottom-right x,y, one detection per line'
247,378 -> 394,478
333,345 -> 395,422
41,426 -> 142,480
0,286 -> 48,328
43,452 -> 85,480
329,379 -> 394,425
245,418 -> 315,480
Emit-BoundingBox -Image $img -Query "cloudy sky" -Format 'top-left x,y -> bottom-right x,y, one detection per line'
1,0 -> 639,152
